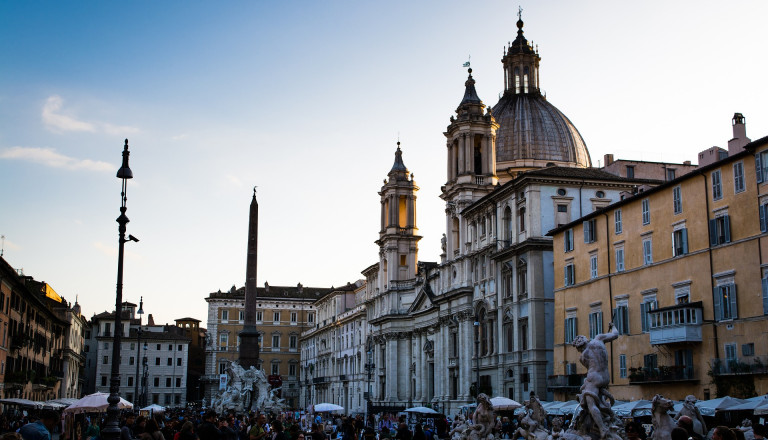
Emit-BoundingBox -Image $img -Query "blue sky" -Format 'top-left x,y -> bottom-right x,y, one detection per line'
2,0 -> 767,326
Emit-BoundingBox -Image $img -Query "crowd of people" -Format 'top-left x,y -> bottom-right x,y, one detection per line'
0,406 -> 766,440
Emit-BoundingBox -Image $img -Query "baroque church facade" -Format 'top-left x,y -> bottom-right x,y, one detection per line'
350,18 -> 652,414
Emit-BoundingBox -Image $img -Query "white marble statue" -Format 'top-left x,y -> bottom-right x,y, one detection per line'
213,360 -> 284,413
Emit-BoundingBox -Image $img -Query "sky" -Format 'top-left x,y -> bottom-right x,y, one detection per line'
1,0 -> 767,326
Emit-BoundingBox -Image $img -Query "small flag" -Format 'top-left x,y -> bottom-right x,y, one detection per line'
463,61 -> 470,67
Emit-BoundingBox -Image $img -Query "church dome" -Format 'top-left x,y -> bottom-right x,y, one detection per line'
491,17 -> 591,170
492,94 -> 591,167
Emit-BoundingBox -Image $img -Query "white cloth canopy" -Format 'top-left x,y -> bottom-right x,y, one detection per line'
312,403 -> 344,412
404,406 -> 440,414
489,397 -> 522,410
695,396 -> 744,417
0,398 -> 41,408
141,404 -> 166,413
63,392 -> 133,414
612,400 -> 652,417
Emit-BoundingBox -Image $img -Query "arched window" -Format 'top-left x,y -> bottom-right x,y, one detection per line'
523,66 -> 529,93
474,135 -> 483,175
517,259 -> 528,298
514,67 -> 521,93
503,206 -> 513,242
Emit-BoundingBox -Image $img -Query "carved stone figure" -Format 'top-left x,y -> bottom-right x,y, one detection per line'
649,395 -> 676,440
674,395 -> 706,436
548,418 -> 564,440
449,415 -> 468,440
213,360 -> 283,413
563,322 -> 623,440
467,394 -> 495,440
514,393 -> 548,440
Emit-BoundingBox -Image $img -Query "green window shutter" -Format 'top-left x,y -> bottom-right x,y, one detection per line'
729,284 -> 738,319
724,215 -> 731,243
709,219 -> 718,246
713,287 -> 722,321
757,153 -> 763,184
762,277 -> 768,315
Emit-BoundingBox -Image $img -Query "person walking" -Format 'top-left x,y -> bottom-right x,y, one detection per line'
19,411 -> 60,440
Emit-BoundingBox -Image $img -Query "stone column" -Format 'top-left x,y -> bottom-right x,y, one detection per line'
386,337 -> 397,401
457,135 -> 465,175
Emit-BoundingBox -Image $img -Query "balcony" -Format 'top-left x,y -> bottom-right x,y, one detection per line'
312,376 -> 327,384
339,374 -> 348,381
629,366 -> 697,384
710,356 -> 768,376
547,374 -> 585,392
648,302 -> 703,345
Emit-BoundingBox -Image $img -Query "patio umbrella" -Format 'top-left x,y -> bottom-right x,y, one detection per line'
0,398 -> 42,408
489,397 -> 522,411
141,404 -> 166,413
63,392 -> 133,414
404,406 -> 440,414
754,400 -> 768,415
313,403 -> 344,412
612,400 -> 652,418
727,396 -> 768,412
695,397 -> 744,417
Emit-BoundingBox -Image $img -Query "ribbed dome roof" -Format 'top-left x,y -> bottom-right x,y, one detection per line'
492,93 -> 591,168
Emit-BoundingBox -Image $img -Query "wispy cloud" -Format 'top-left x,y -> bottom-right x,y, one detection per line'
0,146 -> 113,172
171,134 -> 189,141
93,241 -> 142,261
225,174 -> 243,187
42,95 -> 139,135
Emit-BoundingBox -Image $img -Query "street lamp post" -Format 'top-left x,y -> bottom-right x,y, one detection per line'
104,139 -> 138,440
141,343 -> 148,407
473,318 -> 480,398
133,297 -> 144,409
365,349 -> 374,425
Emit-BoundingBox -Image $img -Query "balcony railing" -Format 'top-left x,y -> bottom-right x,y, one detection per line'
648,302 -> 703,345
339,374 -> 348,381
312,376 -> 327,384
629,366 -> 697,384
547,374 -> 585,391
711,356 -> 768,375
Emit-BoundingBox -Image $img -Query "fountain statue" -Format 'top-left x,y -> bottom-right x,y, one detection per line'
674,395 -> 707,437
466,394 -> 496,440
514,392 -> 548,440
211,360 -> 285,414
563,322 -> 624,440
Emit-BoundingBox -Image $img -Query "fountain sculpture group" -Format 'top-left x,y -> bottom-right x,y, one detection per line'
209,360 -> 286,414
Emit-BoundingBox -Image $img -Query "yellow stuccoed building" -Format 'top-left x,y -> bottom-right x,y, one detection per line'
549,128 -> 768,401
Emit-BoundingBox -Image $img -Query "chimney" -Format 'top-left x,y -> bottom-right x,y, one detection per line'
728,113 -> 751,155
603,154 -> 614,167
148,314 -> 155,326
683,161 -> 691,166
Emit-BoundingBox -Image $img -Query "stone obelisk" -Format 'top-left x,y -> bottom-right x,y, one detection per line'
239,187 -> 260,369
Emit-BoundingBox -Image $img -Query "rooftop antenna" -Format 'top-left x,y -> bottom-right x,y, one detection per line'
1,235 -> 4,257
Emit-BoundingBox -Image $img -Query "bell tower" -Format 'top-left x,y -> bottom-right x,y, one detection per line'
442,69 -> 499,260
376,142 -> 421,287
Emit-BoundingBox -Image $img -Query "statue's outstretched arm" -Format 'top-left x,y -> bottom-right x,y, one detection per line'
595,322 -> 619,343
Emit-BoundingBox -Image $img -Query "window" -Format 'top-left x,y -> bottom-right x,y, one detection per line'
615,246 -> 625,272
289,364 -> 297,376
103,356 -> 108,364
673,228 -> 689,257
307,313 -> 314,323
273,312 -> 280,322
157,344 -> 161,350
712,170 -> 723,201
177,358 -> 182,366
272,335 -> 280,348
757,150 -> 768,183
127,377 -> 133,387
289,335 -> 297,349
167,358 -> 172,366
220,333 -> 228,347
517,260 -> 527,297
518,207 -> 526,232
614,302 -> 629,335
557,204 -> 568,212
564,315 -> 577,344
734,162 -> 745,193
725,343 -> 738,363
256,311 -> 263,321
666,168 -> 676,181
626,166 -> 635,179
166,377 -> 172,387
590,254 -> 598,279
644,354 -> 657,371
643,238 -> 653,265
271,363 -> 279,375
564,229 -> 574,252
104,342 -> 109,349
218,363 -> 227,375
290,312 -> 297,323
153,377 -> 160,387
155,357 -> 160,365
239,311 -> 245,322
641,297 -> 657,332
614,209 -> 622,234
564,263 -> 575,286
642,199 -> 650,225
176,377 -> 182,387
588,310 -> 603,339
673,186 -> 682,214
762,274 -> 768,315
101,376 -> 107,386
399,255 -> 407,266
168,344 -> 173,351
619,354 -> 627,378
129,356 -> 135,366
221,310 -> 229,322
710,215 -> 731,246
742,343 -> 755,357
178,345 -> 183,351
760,202 -> 768,233
583,219 -> 597,243
715,283 -> 738,321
